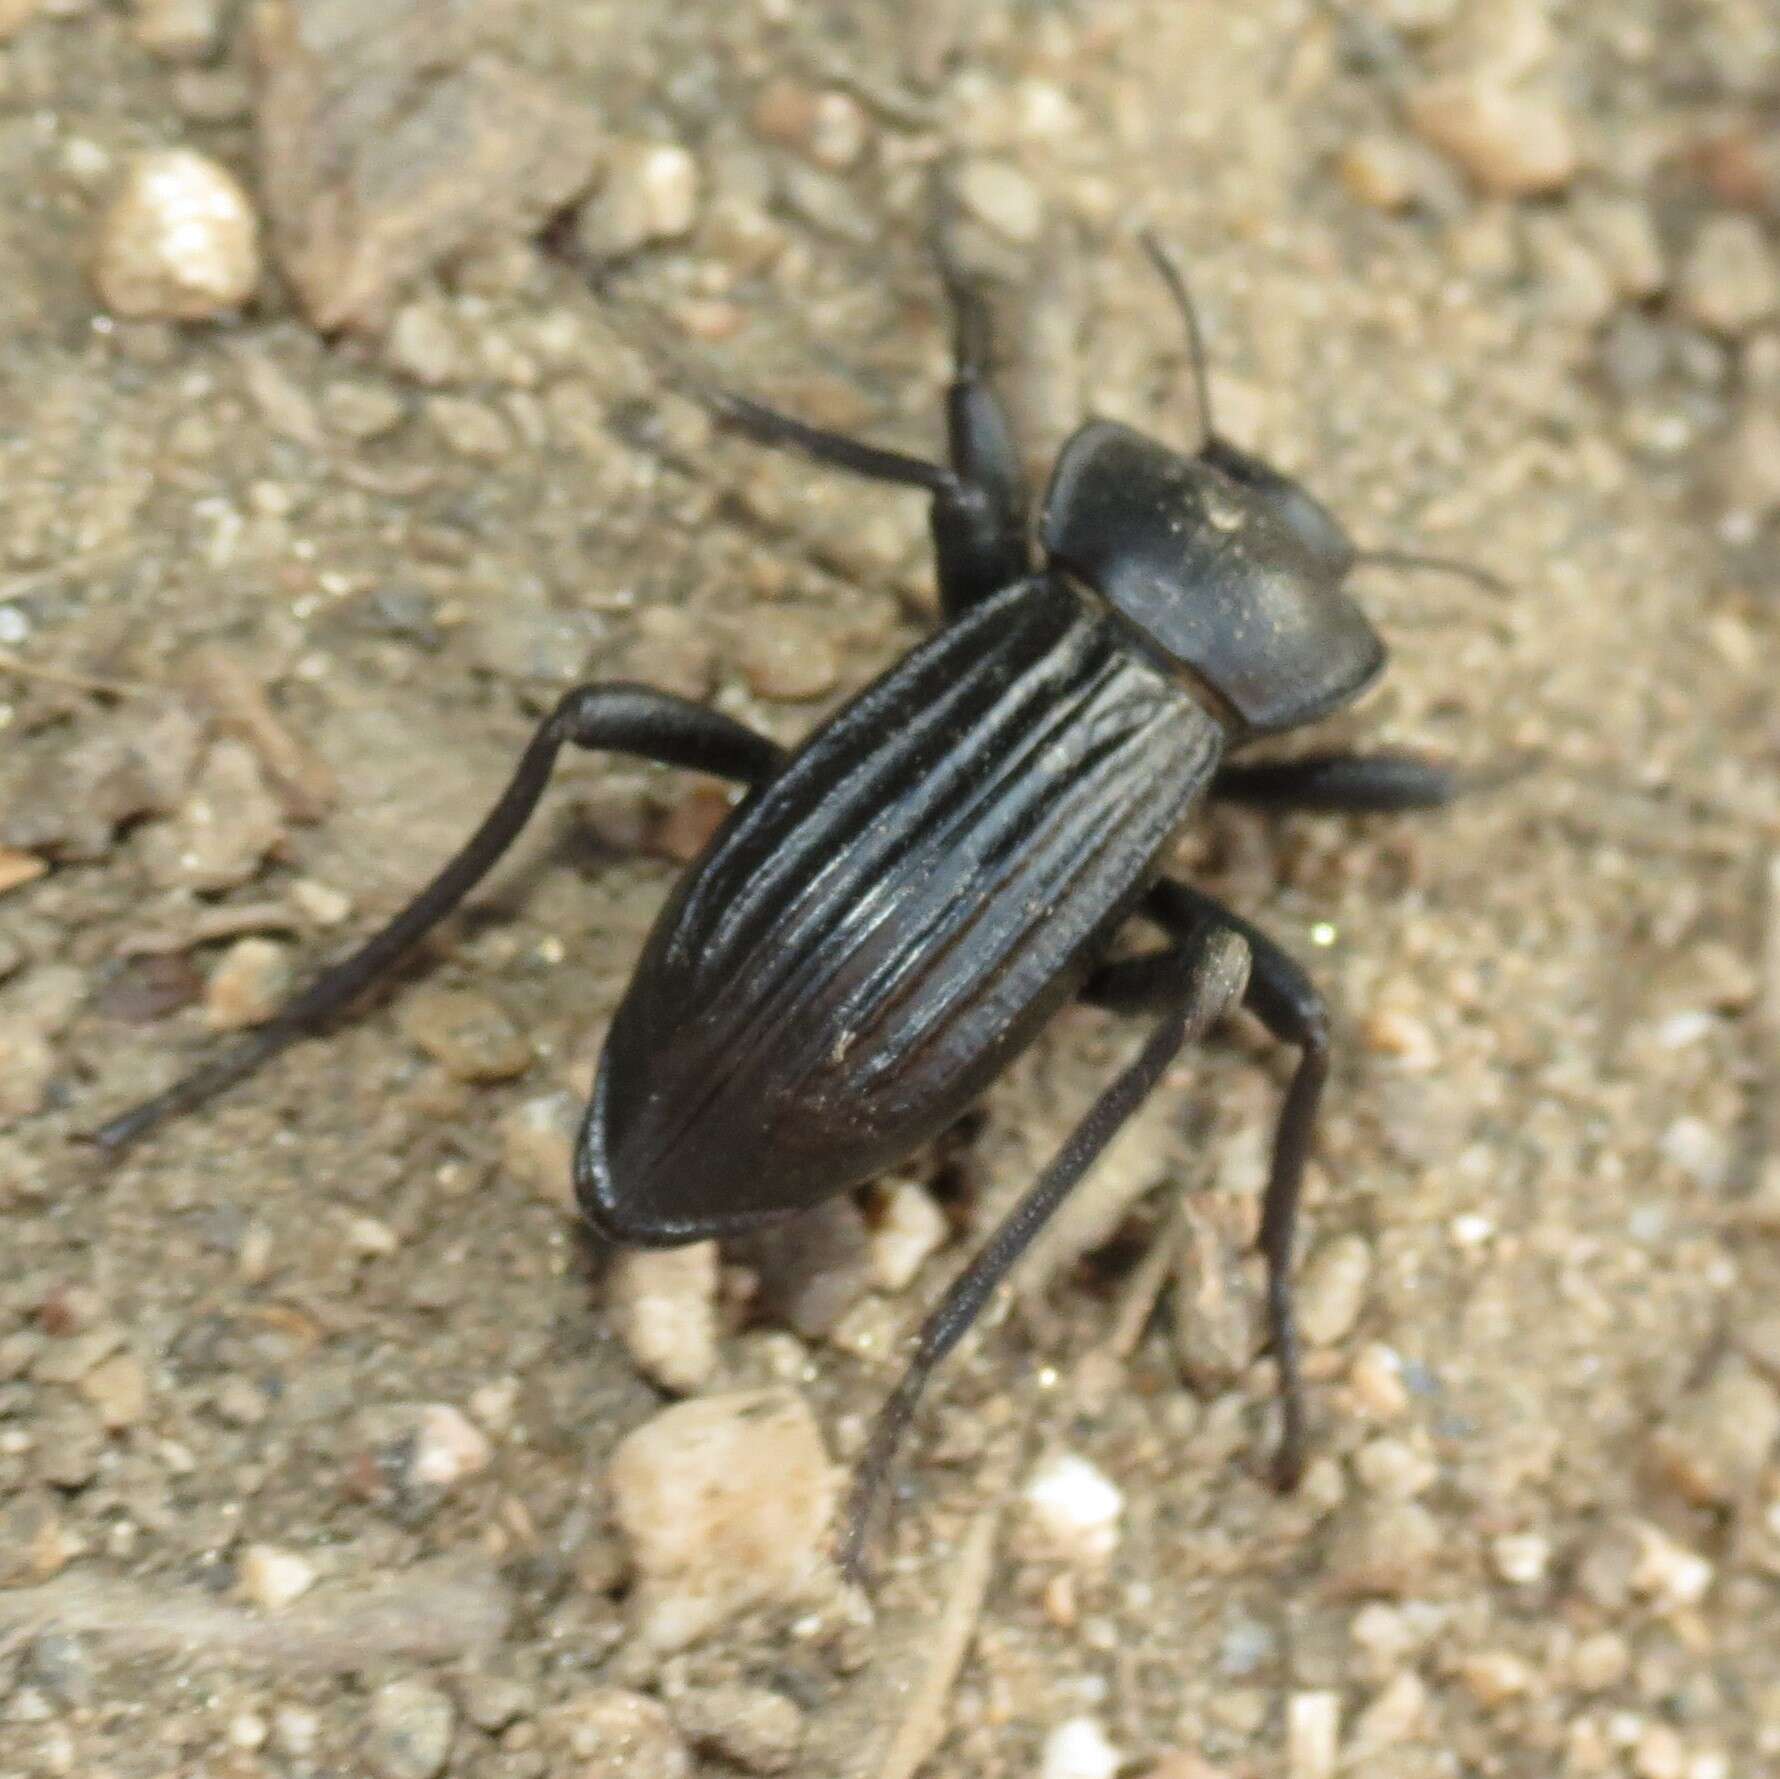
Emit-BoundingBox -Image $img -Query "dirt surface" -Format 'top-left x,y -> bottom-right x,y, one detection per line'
3,3 -> 1780,1776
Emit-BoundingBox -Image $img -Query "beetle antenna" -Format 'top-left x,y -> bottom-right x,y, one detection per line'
1351,549 -> 1506,594
1138,231 -> 1216,449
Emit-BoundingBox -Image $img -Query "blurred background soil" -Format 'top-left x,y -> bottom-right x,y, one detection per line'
2,2 -> 1780,1775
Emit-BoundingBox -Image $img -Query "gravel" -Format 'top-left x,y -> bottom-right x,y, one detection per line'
5,2 -> 1778,1775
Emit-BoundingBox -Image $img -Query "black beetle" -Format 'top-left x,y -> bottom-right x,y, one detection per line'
96,234 -> 1474,1573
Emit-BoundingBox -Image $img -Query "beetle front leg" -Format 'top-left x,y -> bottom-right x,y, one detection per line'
1084,878 -> 1331,1490
839,926 -> 1251,1581
1210,750 -> 1460,814
91,685 -> 784,1152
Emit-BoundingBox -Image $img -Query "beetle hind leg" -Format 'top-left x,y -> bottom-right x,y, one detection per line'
90,686 -> 783,1153
839,926 -> 1251,1581
1084,878 -> 1331,1491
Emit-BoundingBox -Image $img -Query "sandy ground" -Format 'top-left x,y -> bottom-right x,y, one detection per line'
3,2 -> 1780,1775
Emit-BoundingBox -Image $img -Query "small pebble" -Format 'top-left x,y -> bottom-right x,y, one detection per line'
500,1089 -> 580,1209
93,149 -> 260,319
1572,1630 -> 1631,1691
78,1352 -> 149,1429
363,1679 -> 456,1779
607,1387 -> 837,1650
1627,1519 -> 1714,1609
673,1684 -> 805,1774
322,380 -> 408,440
1040,1716 -> 1122,1779
385,302 -> 467,387
1173,1199 -> 1260,1392
1323,1499 -> 1441,1597
227,1710 -> 269,1750
131,0 -> 225,60
291,877 -> 353,925
1286,1691 -> 1341,1779
1352,1436 -> 1436,1500
956,157 -> 1044,244
1338,133 -> 1424,210
1575,194 -> 1666,299
204,937 -> 291,1030
1406,78 -> 1578,197
237,1543 -> 318,1610
751,81 -> 869,170
627,605 -> 716,703
409,1402 -> 492,1489
1459,1650 -> 1533,1706
729,1195 -> 872,1339
543,1689 -> 690,1777
737,608 -> 842,701
0,847 -> 47,895
35,1403 -> 106,1490
868,1179 -> 949,1292
1489,1530 -> 1551,1586
458,1673 -> 535,1733
0,1018 -> 56,1118
580,141 -> 700,256
272,1709 -> 321,1758
1678,215 -> 1780,337
1649,1359 -> 1780,1506
1296,1234 -> 1372,1346
138,740 -> 284,893
1348,1344 -> 1411,1420
1635,1724 -> 1687,1779
427,395 -> 511,460
398,987 -> 532,1082
345,1214 -> 398,1257
608,1243 -> 721,1394
1345,1671 -> 1427,1760
1019,1451 -> 1124,1564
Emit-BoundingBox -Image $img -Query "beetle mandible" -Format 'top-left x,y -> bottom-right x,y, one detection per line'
97,232 -> 1475,1574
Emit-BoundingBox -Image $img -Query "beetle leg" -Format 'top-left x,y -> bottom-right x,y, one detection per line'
1084,878 -> 1330,1491
839,927 -> 1252,1581
1210,750 -> 1460,813
91,686 -> 784,1153
928,215 -> 1032,615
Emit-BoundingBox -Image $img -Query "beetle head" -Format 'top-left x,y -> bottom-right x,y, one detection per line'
1040,420 -> 1384,735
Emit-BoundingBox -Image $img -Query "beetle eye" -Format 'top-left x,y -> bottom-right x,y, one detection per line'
1199,436 -> 1355,580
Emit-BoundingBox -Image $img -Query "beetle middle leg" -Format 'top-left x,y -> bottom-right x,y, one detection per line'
92,686 -> 784,1152
1084,879 -> 1331,1490
839,926 -> 1251,1579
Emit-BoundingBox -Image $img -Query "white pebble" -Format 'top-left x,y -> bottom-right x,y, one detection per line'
956,157 -> 1044,244
1489,1531 -> 1551,1586
93,148 -> 260,320
1039,1716 -> 1121,1779
238,1543 -> 318,1610
1297,1234 -> 1372,1346
1629,1521 -> 1713,1609
1287,1691 -> 1341,1779
607,1388 -> 836,1651
582,142 -> 700,255
869,1181 -> 949,1292
409,1403 -> 491,1489
608,1243 -> 720,1394
1020,1451 -> 1124,1564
